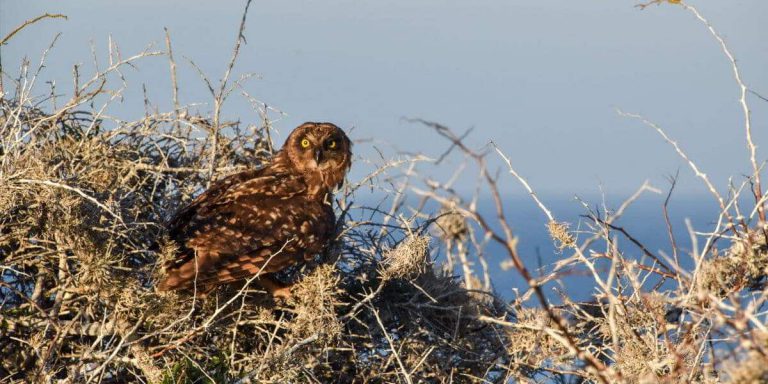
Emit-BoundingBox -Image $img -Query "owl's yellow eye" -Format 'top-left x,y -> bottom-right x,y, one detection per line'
327,140 -> 337,149
300,138 -> 310,148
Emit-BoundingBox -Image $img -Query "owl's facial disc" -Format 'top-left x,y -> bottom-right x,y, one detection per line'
282,122 -> 351,190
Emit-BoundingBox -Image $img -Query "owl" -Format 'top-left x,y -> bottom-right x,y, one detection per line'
157,122 -> 352,298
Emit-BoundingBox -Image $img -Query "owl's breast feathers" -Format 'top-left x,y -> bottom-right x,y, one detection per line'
157,165 -> 336,291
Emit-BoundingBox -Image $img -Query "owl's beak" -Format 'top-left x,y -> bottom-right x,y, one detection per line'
314,148 -> 323,164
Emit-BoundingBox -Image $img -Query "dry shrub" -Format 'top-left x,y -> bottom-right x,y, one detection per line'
435,202 -> 468,242
724,350 -> 768,384
547,220 -> 576,252
381,234 -> 430,280
287,264 -> 343,344
585,294 -> 694,382
0,46 -> 508,383
0,92 -> 270,382
504,307 -> 570,380
698,229 -> 768,296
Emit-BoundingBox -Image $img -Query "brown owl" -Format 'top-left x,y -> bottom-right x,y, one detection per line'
157,122 -> 352,298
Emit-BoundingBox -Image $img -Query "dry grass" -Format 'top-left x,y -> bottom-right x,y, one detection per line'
2,1 -> 768,383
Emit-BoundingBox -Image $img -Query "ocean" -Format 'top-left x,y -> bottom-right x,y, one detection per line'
355,192 -> 737,303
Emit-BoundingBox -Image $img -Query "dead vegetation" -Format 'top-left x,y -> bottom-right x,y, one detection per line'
2,1 -> 768,383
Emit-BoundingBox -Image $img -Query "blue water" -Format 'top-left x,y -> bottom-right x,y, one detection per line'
483,193 -> 722,302
353,191 -> 739,302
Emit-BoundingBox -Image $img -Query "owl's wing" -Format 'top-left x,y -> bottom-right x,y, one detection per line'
158,170 -> 334,291
165,169 -> 263,238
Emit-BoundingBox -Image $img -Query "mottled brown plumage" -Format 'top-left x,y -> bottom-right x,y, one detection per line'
157,122 -> 352,298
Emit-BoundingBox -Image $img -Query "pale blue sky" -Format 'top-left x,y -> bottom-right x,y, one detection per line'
2,0 -> 767,197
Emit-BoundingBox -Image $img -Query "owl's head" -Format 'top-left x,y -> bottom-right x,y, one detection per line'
282,122 -> 352,190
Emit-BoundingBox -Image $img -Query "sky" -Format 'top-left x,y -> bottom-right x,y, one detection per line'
2,0 -> 767,199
